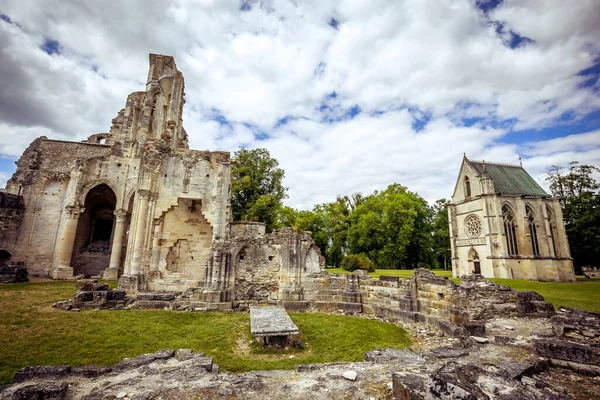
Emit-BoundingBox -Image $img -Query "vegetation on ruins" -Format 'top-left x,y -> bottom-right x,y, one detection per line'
0,281 -> 411,385
231,147 -> 288,232
546,161 -> 600,271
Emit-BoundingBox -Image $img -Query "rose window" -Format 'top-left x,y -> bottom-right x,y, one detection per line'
464,214 -> 482,238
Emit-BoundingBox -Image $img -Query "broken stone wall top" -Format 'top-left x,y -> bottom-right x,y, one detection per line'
230,221 -> 266,239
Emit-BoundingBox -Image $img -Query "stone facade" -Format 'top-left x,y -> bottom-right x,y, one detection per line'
448,156 -> 575,281
1,54 -> 324,294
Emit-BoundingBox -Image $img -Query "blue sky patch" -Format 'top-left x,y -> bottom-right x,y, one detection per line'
577,60 -> 600,89
41,38 -> 61,55
0,13 -> 12,24
499,110 -> 600,146
240,0 -> 252,11
475,0 -> 503,14
328,17 -> 339,30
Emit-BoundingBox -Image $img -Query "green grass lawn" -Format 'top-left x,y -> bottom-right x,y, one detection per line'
0,281 -> 411,385
487,278 -> 600,314
327,268 -> 600,313
326,267 -> 452,278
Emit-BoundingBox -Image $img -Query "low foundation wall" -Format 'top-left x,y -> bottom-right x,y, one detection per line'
110,269 -> 556,338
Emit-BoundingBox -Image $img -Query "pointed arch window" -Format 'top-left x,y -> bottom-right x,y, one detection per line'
502,205 -> 519,256
526,206 -> 540,256
546,205 -> 558,257
464,176 -> 471,198
468,247 -> 481,274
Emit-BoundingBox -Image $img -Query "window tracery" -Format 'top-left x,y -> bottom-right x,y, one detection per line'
464,214 -> 482,238
502,205 -> 519,256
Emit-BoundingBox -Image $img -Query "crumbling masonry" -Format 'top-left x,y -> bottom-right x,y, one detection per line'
0,54 -> 324,299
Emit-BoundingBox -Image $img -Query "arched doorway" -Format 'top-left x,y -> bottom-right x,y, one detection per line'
468,247 -> 481,274
72,184 -> 117,277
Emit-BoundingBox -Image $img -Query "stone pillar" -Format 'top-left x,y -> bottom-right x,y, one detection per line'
51,206 -> 83,279
149,221 -> 162,273
130,191 -> 151,275
103,209 -> 128,280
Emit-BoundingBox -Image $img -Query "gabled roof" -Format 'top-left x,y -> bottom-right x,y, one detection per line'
466,158 -> 549,197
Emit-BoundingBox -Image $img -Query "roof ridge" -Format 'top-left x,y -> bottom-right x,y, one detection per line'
468,159 -> 522,168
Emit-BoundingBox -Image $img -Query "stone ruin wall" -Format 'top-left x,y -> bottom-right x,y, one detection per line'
282,269 -> 555,337
4,138 -> 114,276
100,267 -> 556,339
0,192 -> 25,257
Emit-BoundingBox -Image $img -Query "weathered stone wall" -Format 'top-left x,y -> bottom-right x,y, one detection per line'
0,192 -> 25,256
286,269 -> 554,337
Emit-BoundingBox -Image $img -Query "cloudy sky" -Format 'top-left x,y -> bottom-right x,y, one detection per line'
1,0 -> 599,209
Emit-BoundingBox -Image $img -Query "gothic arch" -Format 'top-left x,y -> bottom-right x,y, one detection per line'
79,179 -> 120,209
525,205 -> 540,256
546,205 -> 558,257
467,247 -> 481,274
464,176 -> 471,198
501,203 -> 519,256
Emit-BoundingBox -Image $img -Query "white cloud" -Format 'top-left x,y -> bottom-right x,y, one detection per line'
0,0 -> 599,205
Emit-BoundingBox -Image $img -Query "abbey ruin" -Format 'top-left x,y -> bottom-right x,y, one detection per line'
0,54 -> 324,299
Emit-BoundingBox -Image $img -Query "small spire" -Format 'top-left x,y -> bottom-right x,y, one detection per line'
482,159 -> 486,171
518,156 -> 522,167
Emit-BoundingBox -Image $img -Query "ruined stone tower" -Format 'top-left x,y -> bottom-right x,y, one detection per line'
1,54 -> 324,299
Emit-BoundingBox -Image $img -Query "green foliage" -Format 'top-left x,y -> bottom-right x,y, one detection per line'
431,198 -> 451,269
231,148 -> 287,232
341,253 -> 375,272
546,162 -> 600,269
0,282 -> 411,384
347,184 -> 433,269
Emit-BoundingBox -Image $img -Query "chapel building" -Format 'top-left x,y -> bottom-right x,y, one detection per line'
448,156 -> 575,281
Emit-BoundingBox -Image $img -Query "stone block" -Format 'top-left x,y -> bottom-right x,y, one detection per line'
337,302 -> 362,313
9,382 -> 70,400
532,338 -> 600,366
73,291 -> 93,302
136,300 -> 173,309
13,365 -> 71,383
108,290 -> 126,301
92,291 -> 108,305
136,292 -> 176,301
392,372 -> 427,400
438,320 -> 467,338
206,302 -> 232,311
461,322 -> 485,337
282,301 -> 308,312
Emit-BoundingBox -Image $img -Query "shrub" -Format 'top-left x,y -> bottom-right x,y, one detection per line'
342,254 -> 375,273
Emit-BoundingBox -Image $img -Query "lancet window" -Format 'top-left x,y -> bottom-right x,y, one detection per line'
526,206 -> 540,256
502,205 -> 519,256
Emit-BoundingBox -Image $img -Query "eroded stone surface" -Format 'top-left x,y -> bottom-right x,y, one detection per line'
250,306 -> 299,338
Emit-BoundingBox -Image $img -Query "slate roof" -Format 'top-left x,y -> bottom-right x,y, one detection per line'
466,159 -> 549,197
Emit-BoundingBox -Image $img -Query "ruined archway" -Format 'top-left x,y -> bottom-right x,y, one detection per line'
72,184 -> 117,277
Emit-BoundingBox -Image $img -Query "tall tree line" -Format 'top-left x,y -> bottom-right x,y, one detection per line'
546,161 -> 600,271
230,147 -> 450,269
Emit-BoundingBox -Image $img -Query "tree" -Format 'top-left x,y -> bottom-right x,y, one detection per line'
431,198 -> 451,269
347,184 -> 433,269
546,162 -> 600,270
231,148 -> 287,232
